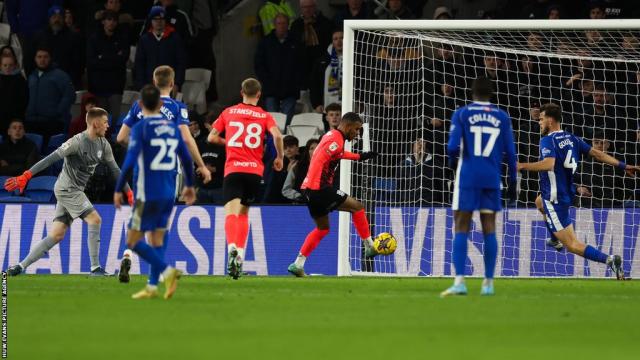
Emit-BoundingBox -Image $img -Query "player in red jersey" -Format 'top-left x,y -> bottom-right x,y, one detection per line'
208,78 -> 284,279
287,112 -> 379,277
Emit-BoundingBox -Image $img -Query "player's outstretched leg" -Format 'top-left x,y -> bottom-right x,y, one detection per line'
289,226 -> 330,277
338,197 -> 376,258
554,225 -> 624,280
7,222 -> 66,276
441,211 -> 471,297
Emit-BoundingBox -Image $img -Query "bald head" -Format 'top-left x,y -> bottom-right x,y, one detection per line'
300,0 -> 317,18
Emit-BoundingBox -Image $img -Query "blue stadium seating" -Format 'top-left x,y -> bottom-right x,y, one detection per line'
0,176 -> 10,198
46,134 -> 66,155
24,176 -> 57,203
25,133 -> 43,153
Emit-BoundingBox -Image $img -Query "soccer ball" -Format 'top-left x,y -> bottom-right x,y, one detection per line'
373,233 -> 397,255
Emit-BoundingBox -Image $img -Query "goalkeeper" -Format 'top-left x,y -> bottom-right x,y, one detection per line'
5,108 -> 133,277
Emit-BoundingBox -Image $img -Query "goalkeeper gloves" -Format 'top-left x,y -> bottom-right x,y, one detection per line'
4,170 -> 33,194
126,190 -> 134,206
505,180 -> 518,203
359,152 -> 379,161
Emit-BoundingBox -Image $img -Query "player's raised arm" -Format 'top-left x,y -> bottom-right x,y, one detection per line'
116,104 -> 137,145
4,136 -> 79,193
518,136 -> 556,172
207,113 -> 226,145
589,145 -> 640,176
502,113 -> 518,182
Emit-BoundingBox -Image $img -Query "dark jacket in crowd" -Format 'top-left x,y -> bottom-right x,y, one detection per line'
34,26 -> 83,87
254,33 -> 303,99
0,72 -> 29,130
26,66 -> 75,124
87,27 -> 129,96
289,11 -> 333,89
135,27 -> 187,90
0,137 -> 39,176
6,0 -> 62,36
197,137 -> 225,189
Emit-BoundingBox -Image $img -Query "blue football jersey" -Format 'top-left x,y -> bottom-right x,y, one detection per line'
122,96 -> 190,128
539,130 -> 592,205
447,101 -> 517,190
115,115 -> 194,201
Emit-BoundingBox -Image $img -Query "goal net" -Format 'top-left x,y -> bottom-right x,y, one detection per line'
338,20 -> 640,278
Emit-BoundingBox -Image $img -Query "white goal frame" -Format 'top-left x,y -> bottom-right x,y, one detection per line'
337,19 -> 640,276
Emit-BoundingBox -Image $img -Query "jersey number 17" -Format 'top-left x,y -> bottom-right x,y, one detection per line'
470,126 -> 500,157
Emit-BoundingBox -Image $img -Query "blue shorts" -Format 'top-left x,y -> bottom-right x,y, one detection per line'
129,199 -> 174,232
452,188 -> 501,212
542,199 -> 572,233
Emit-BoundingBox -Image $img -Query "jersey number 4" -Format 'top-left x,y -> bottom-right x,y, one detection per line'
564,150 -> 577,174
470,126 -> 500,157
228,121 -> 262,149
150,138 -> 179,171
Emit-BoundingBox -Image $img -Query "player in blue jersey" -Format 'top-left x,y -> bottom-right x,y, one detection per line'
518,103 -> 638,280
441,77 -> 518,297
114,85 -> 197,299
116,65 -> 210,284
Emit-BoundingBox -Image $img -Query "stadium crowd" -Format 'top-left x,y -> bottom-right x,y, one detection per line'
0,0 -> 638,207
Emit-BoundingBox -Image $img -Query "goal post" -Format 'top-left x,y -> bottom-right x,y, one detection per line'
338,19 -> 640,277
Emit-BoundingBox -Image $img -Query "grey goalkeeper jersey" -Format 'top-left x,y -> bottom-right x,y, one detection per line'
30,132 -> 123,192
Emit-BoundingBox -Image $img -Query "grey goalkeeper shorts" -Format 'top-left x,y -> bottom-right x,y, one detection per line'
53,189 -> 95,225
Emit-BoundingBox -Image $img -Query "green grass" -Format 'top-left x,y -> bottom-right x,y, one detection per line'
7,275 -> 640,360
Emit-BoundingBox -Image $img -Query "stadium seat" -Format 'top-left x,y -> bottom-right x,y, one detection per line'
0,196 -> 32,203
0,24 -> 10,45
25,133 -> 43,153
181,81 -> 207,114
185,68 -> 212,91
120,90 -> 140,116
46,133 -> 66,154
25,176 -> 57,203
269,112 -> 287,133
71,90 -> 87,120
287,125 -> 320,146
290,113 -> 324,133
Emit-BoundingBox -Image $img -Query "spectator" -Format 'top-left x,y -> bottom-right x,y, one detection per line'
334,0 -> 375,27
426,79 -> 460,157
135,6 -> 187,90
0,119 -> 39,176
400,138 -> 449,206
547,4 -> 561,19
140,0 -> 195,44
6,0 -> 61,74
64,8 -> 80,33
34,5 -> 83,87
254,13 -> 303,127
68,93 -> 97,138
323,103 -> 341,132
188,116 -> 208,143
310,29 -> 343,113
580,85 -> 623,148
576,132 -> 626,208
94,0 -> 134,31
87,10 -> 129,121
282,138 -> 319,202
0,46 -> 19,64
263,135 -> 299,203
25,47 -> 75,143
0,55 -> 29,134
258,0 -> 295,36
195,116 -> 225,204
377,0 -> 416,19
182,0 -> 220,102
289,0 -> 333,89
588,1 -> 606,19
433,6 -> 452,19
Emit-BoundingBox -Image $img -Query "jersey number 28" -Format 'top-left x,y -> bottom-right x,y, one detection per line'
150,138 -> 179,171
228,121 -> 262,149
470,126 -> 500,157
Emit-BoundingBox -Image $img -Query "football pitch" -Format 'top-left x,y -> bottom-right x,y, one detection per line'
6,275 -> 639,360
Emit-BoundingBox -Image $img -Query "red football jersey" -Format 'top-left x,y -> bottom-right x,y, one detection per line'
302,129 -> 360,190
213,103 -> 277,177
